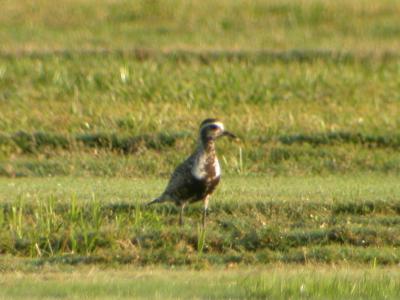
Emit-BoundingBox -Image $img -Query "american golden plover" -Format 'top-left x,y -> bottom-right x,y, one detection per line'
147,118 -> 237,227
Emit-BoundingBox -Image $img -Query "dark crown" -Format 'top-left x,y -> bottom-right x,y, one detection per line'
200,118 -> 220,128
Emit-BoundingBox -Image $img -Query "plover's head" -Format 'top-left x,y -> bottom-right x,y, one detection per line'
199,118 -> 237,142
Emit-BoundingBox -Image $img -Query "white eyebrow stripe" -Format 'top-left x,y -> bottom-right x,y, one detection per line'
200,122 -> 224,131
213,122 -> 224,130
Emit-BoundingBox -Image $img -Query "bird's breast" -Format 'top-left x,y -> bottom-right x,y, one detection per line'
191,154 -> 220,181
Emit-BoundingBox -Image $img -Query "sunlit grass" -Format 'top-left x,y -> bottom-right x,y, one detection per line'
1,0 -> 400,52
1,55 -> 400,177
0,176 -> 399,267
1,265 -> 400,299
1,57 -> 399,135
1,0 -> 399,298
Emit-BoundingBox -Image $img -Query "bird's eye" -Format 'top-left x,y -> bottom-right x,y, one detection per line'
209,124 -> 219,130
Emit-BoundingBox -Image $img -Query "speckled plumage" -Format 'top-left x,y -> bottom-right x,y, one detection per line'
147,118 -> 237,227
157,139 -> 220,205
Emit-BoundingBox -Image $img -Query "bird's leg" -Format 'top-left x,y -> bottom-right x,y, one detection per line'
179,203 -> 186,226
202,196 -> 209,229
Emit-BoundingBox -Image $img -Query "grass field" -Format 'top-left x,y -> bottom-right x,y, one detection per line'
1,0 -> 400,298
2,0 -> 400,53
1,175 -> 400,265
2,266 -> 400,299
1,176 -> 400,298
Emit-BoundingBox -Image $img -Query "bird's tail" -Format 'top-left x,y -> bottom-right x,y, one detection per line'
146,196 -> 166,206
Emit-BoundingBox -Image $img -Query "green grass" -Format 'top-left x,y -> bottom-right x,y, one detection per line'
0,176 -> 399,268
1,266 -> 400,299
1,56 -> 400,176
1,56 -> 399,135
1,0 -> 400,298
2,0 -> 400,53
1,1 -> 400,177
1,175 -> 399,204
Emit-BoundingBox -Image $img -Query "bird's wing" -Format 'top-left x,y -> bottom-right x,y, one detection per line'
162,155 -> 196,201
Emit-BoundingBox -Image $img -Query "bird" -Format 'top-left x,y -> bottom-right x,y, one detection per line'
147,118 -> 238,227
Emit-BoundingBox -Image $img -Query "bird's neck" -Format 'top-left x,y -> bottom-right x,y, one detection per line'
192,138 -> 220,180
198,138 -> 216,155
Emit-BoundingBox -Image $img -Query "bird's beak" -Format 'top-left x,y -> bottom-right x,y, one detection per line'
222,130 -> 239,141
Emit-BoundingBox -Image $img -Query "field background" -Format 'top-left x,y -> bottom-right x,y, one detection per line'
1,0 -> 400,299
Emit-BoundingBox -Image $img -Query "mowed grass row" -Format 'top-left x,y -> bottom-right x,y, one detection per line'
1,132 -> 400,177
0,176 -> 399,267
1,0 -> 400,52
1,55 -> 400,176
1,56 -> 399,134
1,266 -> 400,299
